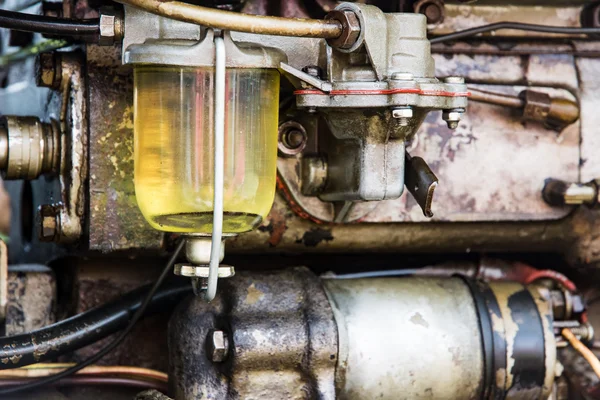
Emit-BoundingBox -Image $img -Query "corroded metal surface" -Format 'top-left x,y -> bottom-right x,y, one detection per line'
5,264 -> 56,336
169,268 -> 337,400
431,4 -> 584,39
323,277 -> 484,399
86,45 -> 163,251
69,257 -> 170,371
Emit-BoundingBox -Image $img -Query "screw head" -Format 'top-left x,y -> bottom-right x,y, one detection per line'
444,76 -> 465,84
206,330 -> 229,363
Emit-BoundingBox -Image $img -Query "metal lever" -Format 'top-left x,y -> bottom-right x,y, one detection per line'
405,153 -> 438,218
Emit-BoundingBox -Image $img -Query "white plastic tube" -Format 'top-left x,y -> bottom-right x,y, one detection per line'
205,32 -> 226,302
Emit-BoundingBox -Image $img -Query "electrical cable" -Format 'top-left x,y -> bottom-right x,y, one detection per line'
0,240 -> 184,396
0,364 -> 168,382
0,376 -> 168,392
430,22 -> 600,44
0,275 -> 191,370
562,328 -> 600,379
0,9 -> 99,38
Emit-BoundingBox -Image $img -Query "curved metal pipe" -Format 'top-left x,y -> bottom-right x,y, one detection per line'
117,0 -> 343,38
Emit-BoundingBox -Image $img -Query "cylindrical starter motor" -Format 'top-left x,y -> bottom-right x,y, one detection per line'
169,269 -> 556,400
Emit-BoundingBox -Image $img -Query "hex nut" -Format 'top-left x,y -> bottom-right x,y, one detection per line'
325,10 -> 361,50
39,205 -> 59,242
442,108 -> 464,130
206,330 -> 229,363
392,108 -> 414,119
98,8 -> 124,46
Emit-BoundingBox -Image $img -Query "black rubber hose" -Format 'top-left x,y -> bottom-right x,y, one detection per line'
0,9 -> 99,38
0,279 -> 191,370
430,22 -> 600,44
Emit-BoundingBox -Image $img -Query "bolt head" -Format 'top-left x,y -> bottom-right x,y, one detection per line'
444,76 -> 465,84
393,108 -> 413,119
99,14 -> 116,43
207,330 -> 229,363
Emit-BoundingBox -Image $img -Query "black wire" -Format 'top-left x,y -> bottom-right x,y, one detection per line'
0,9 -> 99,37
430,22 -> 600,44
0,240 -> 185,396
0,278 -> 192,370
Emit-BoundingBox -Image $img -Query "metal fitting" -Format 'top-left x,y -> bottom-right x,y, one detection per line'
35,52 -> 62,89
206,330 -> 229,363
98,7 -> 124,46
393,107 -> 413,127
0,116 -> 60,180
39,205 -> 59,242
542,179 -> 597,207
442,108 -> 464,130
325,9 -> 361,50
278,121 -> 308,157
301,156 -> 328,196
183,236 -> 225,265
520,90 -> 579,132
414,0 -> 446,25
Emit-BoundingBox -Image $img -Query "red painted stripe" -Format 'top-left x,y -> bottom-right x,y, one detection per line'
294,88 -> 471,97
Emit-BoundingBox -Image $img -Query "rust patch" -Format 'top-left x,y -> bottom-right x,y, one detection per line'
257,208 -> 288,247
245,283 -> 264,306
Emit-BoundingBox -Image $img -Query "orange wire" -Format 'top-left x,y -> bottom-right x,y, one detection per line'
0,364 -> 167,382
562,328 -> 600,379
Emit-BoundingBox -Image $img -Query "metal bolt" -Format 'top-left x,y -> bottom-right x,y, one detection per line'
568,323 -> 594,342
442,108 -> 464,130
206,330 -> 229,363
39,205 -> 58,242
35,52 -> 62,89
98,7 -> 124,46
393,107 -> 413,127
444,76 -> 465,84
325,9 -> 361,50
302,65 -> 322,79
278,121 -> 307,156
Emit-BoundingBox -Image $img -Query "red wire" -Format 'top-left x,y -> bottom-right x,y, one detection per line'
523,269 -> 577,292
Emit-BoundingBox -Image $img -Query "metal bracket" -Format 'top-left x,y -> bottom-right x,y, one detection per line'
280,62 -> 332,92
405,153 -> 438,218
